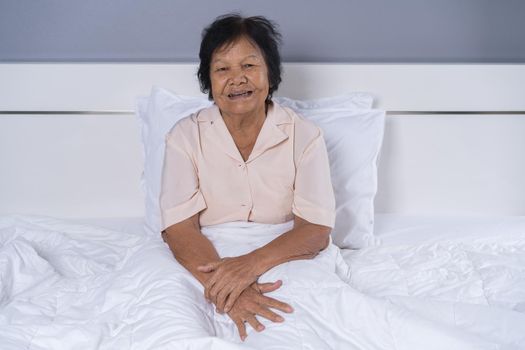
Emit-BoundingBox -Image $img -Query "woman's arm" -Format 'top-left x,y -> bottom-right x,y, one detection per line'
253,215 -> 330,269
199,215 -> 330,313
162,213 -> 222,286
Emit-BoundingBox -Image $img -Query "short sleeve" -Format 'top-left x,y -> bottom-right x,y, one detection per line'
159,126 -> 207,232
292,128 -> 336,228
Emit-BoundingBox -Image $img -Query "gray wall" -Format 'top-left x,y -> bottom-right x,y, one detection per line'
1,0 -> 524,63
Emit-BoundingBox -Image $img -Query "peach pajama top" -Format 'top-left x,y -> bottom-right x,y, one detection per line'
160,101 -> 335,232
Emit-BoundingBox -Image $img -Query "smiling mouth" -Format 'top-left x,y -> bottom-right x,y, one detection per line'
227,91 -> 253,99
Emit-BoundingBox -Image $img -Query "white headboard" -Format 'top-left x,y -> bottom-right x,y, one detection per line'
1,63 -> 524,218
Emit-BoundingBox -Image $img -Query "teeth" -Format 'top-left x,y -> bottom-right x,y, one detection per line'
229,91 -> 251,98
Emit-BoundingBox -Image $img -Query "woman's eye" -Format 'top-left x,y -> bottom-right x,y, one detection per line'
243,64 -> 254,69
215,67 -> 227,72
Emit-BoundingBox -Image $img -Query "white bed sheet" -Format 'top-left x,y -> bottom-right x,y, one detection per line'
71,214 -> 525,312
56,214 -> 525,317
1,214 -> 524,349
373,213 -> 525,245
341,214 -> 525,339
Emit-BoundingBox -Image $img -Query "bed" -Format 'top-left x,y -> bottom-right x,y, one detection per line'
1,63 -> 525,349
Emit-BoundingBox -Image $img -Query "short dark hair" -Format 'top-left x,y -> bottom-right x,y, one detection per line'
197,14 -> 282,101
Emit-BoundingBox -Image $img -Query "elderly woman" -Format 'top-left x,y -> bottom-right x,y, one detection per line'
160,14 -> 335,341
158,14 -> 502,350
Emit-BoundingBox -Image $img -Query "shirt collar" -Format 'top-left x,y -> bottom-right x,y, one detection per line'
198,100 -> 293,163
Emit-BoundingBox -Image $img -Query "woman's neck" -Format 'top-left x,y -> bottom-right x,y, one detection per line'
221,103 -> 268,134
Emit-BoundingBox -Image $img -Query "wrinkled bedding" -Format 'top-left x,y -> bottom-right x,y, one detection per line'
1,215 -> 524,349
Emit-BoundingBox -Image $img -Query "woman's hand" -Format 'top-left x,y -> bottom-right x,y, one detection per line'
198,253 -> 266,313
227,281 -> 293,341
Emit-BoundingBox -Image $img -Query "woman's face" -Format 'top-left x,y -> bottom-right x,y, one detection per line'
210,36 -> 270,118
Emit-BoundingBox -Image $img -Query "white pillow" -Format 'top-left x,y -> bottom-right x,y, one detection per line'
275,96 -> 385,249
136,87 -> 384,249
135,86 -> 212,235
276,93 -> 374,110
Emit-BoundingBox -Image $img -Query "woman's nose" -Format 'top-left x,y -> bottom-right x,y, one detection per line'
229,67 -> 247,85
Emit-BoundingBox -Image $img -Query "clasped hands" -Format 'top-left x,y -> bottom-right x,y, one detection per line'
197,253 -> 293,340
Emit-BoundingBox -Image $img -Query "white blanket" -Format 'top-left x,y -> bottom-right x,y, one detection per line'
1,216 -> 524,349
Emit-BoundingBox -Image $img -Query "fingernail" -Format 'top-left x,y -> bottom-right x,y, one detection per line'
257,325 -> 265,331
287,307 -> 294,312
276,316 -> 284,322
241,335 -> 246,341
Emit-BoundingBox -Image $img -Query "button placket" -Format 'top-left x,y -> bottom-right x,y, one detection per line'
239,162 -> 253,219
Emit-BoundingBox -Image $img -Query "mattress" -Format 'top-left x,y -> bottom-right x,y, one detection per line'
1,214 -> 524,349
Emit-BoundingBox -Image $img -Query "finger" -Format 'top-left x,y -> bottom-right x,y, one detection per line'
203,282 -> 210,301
251,283 -> 261,293
259,295 -> 294,313
257,280 -> 282,293
212,275 -> 239,308
204,284 -> 211,302
245,315 -> 265,332
224,286 -> 244,313
204,274 -> 219,301
233,318 -> 247,341
208,278 -> 227,306
254,304 -> 285,323
215,286 -> 232,314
